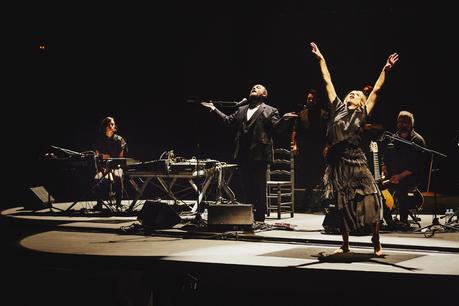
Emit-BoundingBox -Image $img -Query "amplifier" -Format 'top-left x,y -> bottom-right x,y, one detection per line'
207,204 -> 253,231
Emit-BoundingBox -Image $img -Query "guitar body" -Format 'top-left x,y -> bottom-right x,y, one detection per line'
381,188 -> 394,209
377,177 -> 424,212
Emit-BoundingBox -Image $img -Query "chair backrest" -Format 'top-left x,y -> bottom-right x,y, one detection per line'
267,148 -> 294,183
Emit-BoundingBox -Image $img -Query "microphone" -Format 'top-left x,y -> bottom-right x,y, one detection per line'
234,98 -> 249,107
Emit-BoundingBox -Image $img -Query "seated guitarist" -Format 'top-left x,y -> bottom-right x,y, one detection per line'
381,111 -> 426,230
93,116 -> 128,210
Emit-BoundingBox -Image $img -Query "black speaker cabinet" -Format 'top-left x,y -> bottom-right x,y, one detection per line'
137,200 -> 181,229
207,204 -> 253,231
21,186 -> 55,210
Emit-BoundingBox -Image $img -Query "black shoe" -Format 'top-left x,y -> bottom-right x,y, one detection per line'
381,222 -> 395,231
395,221 -> 411,231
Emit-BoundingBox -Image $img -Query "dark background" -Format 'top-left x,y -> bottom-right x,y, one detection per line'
1,1 -> 457,208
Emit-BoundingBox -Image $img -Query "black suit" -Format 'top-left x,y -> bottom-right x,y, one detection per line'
213,103 -> 288,221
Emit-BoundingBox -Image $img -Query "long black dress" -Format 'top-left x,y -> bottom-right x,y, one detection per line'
323,97 -> 383,232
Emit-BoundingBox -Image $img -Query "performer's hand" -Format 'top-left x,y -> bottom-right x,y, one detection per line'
201,101 -> 216,112
384,53 -> 399,71
389,174 -> 400,185
291,143 -> 299,155
310,42 -> 324,61
381,166 -> 388,179
282,112 -> 298,120
100,154 -> 110,160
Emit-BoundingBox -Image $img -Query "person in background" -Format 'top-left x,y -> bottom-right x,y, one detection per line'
93,116 -> 127,210
362,84 -> 373,97
291,89 -> 328,212
381,111 -> 426,230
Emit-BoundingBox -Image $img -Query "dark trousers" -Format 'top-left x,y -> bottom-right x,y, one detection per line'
391,182 -> 416,224
382,199 -> 395,227
295,148 -> 325,211
238,161 -> 268,222
394,188 -> 410,224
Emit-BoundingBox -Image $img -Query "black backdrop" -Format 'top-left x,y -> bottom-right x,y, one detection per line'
1,1 -> 457,207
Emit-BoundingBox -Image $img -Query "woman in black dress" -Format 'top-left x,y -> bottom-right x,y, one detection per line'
310,42 -> 399,256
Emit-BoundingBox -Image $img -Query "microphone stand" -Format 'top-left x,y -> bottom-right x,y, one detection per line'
210,100 -> 240,107
383,132 -> 455,236
186,98 -> 246,108
189,98 -> 245,220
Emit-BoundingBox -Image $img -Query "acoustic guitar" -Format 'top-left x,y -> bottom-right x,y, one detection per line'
369,141 -> 394,209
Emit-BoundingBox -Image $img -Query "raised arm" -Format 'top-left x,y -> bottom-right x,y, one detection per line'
366,53 -> 399,114
201,101 -> 239,127
310,42 -> 337,105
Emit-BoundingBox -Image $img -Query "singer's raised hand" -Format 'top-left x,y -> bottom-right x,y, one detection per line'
310,42 -> 324,61
201,101 -> 216,112
310,42 -> 336,105
384,53 -> 399,71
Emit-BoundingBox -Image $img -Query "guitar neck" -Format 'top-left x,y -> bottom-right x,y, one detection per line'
373,151 -> 380,181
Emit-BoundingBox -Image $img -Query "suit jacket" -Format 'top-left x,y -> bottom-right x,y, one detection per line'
213,103 -> 288,163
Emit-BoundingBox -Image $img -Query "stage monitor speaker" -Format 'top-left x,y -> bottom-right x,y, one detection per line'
207,204 -> 253,231
21,186 -> 55,210
137,200 -> 181,229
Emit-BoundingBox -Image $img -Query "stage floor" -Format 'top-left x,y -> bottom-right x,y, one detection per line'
2,201 -> 459,306
3,201 -> 459,273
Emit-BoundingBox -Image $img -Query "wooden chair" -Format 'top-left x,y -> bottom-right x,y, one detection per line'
266,148 -> 295,219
